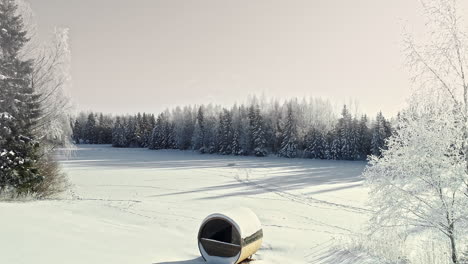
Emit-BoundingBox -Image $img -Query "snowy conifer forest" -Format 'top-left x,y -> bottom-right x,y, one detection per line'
70,101 -> 392,161
1,0 -> 468,264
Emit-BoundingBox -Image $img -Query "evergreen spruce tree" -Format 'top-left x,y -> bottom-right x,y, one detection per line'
357,115 -> 371,160
304,129 -> 315,158
84,113 -> 97,144
231,128 -> 241,155
248,104 -> 267,157
150,114 -> 164,149
149,113 -> 175,149
146,114 -> 156,147
318,130 -> 327,159
305,128 -> 325,159
238,106 -> 251,155
112,117 -> 127,147
0,0 -> 45,193
72,119 -> 82,144
135,112 -> 143,147
371,111 -> 391,157
218,109 -> 233,155
337,105 -> 352,160
125,116 -> 138,147
192,106 -> 207,152
97,113 -> 105,144
164,120 -> 176,149
179,107 -> 195,150
140,113 -> 149,147
330,137 -> 341,160
278,103 -> 298,158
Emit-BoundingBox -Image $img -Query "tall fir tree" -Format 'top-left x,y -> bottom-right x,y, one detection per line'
192,106 -> 206,152
84,113 -> 97,144
0,0 -> 44,193
278,103 -> 298,158
305,128 -> 326,159
112,117 -> 127,147
357,115 -> 371,160
72,119 -> 82,144
218,109 -> 233,155
248,104 -> 267,157
371,111 -> 391,156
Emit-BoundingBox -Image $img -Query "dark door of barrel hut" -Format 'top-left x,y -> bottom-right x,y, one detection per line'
198,207 -> 263,264
198,217 -> 242,258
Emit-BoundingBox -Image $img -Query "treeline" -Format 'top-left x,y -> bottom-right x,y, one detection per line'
71,98 -> 392,160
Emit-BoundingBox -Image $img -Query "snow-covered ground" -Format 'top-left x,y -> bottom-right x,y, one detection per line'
1,145 -> 370,264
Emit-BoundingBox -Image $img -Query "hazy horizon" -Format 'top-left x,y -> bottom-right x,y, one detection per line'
27,0 -> 468,117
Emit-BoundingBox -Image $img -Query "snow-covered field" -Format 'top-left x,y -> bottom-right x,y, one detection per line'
1,145 -> 370,264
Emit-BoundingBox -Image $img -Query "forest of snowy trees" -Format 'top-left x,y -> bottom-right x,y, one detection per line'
71,98 -> 393,160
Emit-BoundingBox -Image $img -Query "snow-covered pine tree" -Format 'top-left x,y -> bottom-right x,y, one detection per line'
337,105 -> 353,160
72,119 -> 82,144
102,114 -> 114,144
253,119 -> 267,157
84,113 -> 97,144
204,108 -> 219,154
150,113 -> 165,149
304,128 -> 325,159
164,118 -> 176,149
278,102 -> 298,158
111,117 -> 118,147
323,128 -> 340,160
357,115 -> 371,160
97,113 -> 105,144
149,125 -> 157,150
179,107 -> 195,150
238,106 -> 251,155
230,105 -> 241,155
269,100 -> 283,153
318,130 -> 327,159
248,104 -> 267,157
112,116 -> 127,147
134,112 -> 143,147
218,109 -> 233,155
146,114 -> 156,147
304,128 -> 315,158
231,129 -> 240,155
140,113 -> 149,147
126,116 -> 140,147
330,137 -> 340,160
0,0 -> 44,194
172,107 -> 184,149
192,106 -> 207,152
350,117 -> 360,160
371,111 -> 391,157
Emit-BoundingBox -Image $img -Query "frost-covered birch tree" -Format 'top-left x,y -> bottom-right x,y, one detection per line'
364,0 -> 468,262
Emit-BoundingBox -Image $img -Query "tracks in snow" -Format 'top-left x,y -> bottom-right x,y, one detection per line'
233,169 -> 372,215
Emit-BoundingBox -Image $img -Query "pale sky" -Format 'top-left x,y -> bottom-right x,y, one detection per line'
26,0 -> 462,117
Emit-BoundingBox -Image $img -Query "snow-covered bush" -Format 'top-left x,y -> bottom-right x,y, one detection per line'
364,91 -> 468,263
461,248 -> 468,264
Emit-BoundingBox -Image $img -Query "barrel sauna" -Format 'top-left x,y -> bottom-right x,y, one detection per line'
198,207 -> 263,264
